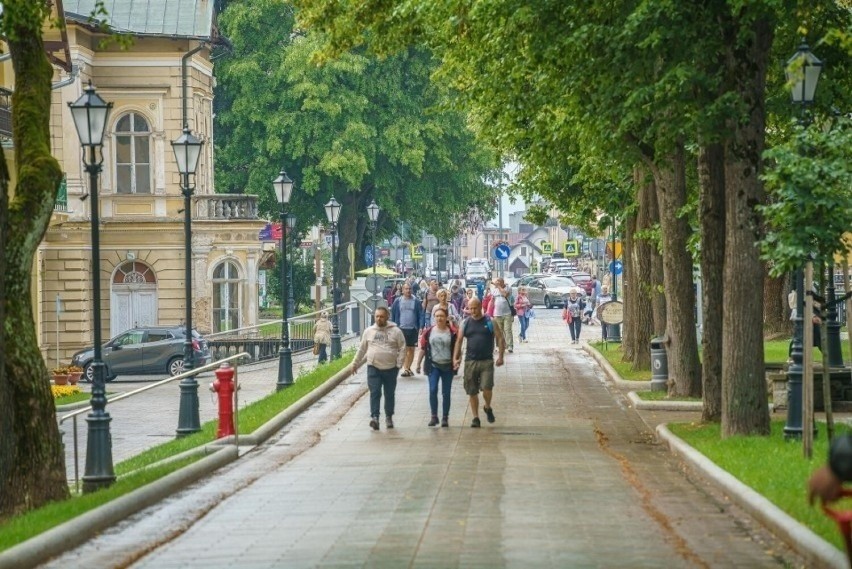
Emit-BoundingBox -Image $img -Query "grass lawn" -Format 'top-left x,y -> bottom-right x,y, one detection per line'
54,391 -> 92,406
0,455 -> 200,553
765,339 -> 851,364
587,341 -> 652,381
0,352 -> 354,552
634,390 -> 700,402
671,420 -> 852,551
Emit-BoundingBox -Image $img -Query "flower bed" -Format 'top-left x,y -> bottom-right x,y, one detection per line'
51,385 -> 81,399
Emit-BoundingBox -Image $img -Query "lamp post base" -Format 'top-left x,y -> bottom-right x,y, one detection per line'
330,333 -> 342,360
176,377 -> 201,437
783,362 -> 803,440
277,347 -> 294,389
82,412 -> 116,493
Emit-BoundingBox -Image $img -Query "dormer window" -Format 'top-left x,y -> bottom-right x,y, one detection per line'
115,112 -> 151,194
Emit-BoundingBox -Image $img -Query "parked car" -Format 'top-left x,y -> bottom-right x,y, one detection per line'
511,273 -> 549,298
71,326 -> 212,382
526,276 -> 582,309
569,272 -> 595,296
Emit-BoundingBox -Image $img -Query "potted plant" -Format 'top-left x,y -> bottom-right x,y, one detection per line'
51,366 -> 69,386
66,365 -> 83,385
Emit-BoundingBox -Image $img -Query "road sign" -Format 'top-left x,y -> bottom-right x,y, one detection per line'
299,240 -> 314,248
365,296 -> 388,312
365,245 -> 375,267
365,275 -> 383,294
610,260 -> 623,275
564,240 -> 579,257
494,242 -> 511,260
541,241 -> 553,255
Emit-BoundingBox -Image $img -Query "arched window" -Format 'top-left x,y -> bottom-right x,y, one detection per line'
212,261 -> 241,332
115,112 -> 151,194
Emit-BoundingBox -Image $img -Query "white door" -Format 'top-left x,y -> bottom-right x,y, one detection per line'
110,287 -> 158,337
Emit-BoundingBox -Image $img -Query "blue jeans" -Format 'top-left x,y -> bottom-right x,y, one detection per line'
519,315 -> 530,340
367,366 -> 398,418
428,365 -> 454,418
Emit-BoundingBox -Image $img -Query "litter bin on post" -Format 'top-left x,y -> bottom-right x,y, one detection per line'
650,337 -> 668,392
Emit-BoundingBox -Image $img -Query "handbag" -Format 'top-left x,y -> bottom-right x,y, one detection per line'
510,304 -> 517,317
528,308 -> 535,319
313,344 -> 320,355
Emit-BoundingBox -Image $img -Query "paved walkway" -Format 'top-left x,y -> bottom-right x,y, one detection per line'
44,312 -> 802,568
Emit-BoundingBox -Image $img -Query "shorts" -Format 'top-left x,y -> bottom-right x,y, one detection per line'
463,359 -> 495,395
401,328 -> 418,347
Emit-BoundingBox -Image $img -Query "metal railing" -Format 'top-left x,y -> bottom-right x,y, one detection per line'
59,352 -> 250,492
206,301 -> 367,363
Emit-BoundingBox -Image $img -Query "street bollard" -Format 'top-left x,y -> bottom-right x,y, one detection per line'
210,362 -> 235,438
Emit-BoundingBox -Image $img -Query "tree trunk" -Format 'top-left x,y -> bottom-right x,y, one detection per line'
648,146 -> 702,397
622,207 -> 637,361
646,177 -> 666,335
721,16 -> 773,437
698,143 -> 725,422
628,167 -> 655,372
763,269 -> 787,337
1,10 -> 70,518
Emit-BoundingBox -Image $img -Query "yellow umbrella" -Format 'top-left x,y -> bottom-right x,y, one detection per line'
355,266 -> 397,276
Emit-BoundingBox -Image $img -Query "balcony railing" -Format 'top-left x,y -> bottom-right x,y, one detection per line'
194,194 -> 258,220
0,87 -> 11,139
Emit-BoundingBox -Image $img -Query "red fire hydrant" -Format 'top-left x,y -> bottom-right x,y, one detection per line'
211,362 -> 235,438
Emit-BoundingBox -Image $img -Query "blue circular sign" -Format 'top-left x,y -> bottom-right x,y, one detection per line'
365,245 -> 375,267
610,260 -> 623,275
494,243 -> 511,260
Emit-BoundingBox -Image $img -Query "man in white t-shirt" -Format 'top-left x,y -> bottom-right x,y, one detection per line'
491,278 -> 514,353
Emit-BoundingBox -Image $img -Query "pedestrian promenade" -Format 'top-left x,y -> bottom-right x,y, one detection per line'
44,312 -> 800,568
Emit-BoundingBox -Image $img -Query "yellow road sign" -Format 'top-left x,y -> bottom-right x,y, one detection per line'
541,241 -> 553,255
564,240 -> 579,257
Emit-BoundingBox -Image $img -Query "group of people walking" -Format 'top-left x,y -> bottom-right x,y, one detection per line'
351,281 -> 507,431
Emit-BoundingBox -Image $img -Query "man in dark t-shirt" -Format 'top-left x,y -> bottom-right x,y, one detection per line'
452,297 -> 505,428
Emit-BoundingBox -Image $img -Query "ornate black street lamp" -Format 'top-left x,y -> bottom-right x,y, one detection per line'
325,197 -> 342,359
784,42 -> 822,440
367,200 -> 380,280
69,81 -> 115,492
287,213 -> 297,319
273,169 -> 295,389
172,125 -> 203,437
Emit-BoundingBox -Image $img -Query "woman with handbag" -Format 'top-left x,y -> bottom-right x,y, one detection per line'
313,312 -> 332,363
562,289 -> 586,344
416,307 -> 458,428
514,287 -> 532,343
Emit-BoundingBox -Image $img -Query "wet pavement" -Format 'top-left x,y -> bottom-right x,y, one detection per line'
43,310 -> 804,568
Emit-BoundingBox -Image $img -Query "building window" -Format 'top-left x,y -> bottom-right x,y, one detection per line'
213,261 -> 241,332
521,246 -> 527,256
115,113 -> 151,194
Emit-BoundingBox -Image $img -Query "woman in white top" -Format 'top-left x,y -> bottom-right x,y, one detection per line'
431,288 -> 459,323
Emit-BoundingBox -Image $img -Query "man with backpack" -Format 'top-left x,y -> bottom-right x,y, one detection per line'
452,297 -> 505,428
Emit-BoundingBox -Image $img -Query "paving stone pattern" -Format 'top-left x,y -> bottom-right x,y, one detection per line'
44,311 -> 803,568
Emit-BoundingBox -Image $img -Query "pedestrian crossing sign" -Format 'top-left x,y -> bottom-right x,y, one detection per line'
541,242 -> 553,255
564,240 -> 579,257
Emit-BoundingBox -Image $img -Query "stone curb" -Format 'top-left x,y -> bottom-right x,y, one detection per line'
656,425 -> 846,569
626,390 -> 703,411
0,446 -> 238,569
212,361 -> 356,447
582,343 -> 651,391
